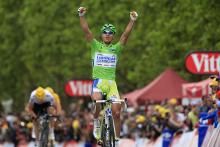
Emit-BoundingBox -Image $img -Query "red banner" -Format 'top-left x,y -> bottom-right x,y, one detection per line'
185,51 -> 220,74
65,80 -> 92,97
182,78 -> 211,98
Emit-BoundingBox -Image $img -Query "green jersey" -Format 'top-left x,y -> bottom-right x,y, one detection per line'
90,39 -> 123,80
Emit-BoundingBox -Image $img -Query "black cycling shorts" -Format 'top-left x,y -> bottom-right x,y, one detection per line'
33,102 -> 52,116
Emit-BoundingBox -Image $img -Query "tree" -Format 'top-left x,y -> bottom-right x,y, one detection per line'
0,0 -> 220,111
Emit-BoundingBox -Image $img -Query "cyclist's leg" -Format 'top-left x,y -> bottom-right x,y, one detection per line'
108,80 -> 121,140
47,105 -> 56,141
32,103 -> 41,145
92,79 -> 103,139
112,104 -> 121,138
32,119 -> 40,147
92,79 -> 103,117
32,119 -> 39,139
92,92 -> 102,117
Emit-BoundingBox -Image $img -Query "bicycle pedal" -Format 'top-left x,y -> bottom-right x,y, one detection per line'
97,139 -> 103,145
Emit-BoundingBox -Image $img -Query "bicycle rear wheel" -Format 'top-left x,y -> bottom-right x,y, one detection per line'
39,121 -> 49,147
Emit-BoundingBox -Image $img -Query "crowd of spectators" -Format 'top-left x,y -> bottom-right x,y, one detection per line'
0,96 -> 210,147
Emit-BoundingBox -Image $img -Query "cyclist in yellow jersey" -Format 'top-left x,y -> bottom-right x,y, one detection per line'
78,6 -> 138,144
45,87 -> 62,116
26,86 -> 59,146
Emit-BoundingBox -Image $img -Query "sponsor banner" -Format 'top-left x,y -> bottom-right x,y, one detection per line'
185,51 -> 220,74
94,53 -> 117,68
65,80 -> 92,97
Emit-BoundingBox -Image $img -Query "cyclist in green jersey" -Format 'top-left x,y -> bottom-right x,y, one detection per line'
78,6 -> 138,144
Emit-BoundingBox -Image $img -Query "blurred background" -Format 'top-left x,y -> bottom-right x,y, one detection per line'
0,0 -> 220,146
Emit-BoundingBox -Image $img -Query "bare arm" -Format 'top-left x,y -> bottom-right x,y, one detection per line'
55,96 -> 62,115
78,7 -> 94,42
26,103 -> 37,118
120,11 -> 138,45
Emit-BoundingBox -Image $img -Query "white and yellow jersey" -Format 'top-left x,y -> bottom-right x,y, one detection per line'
29,90 -> 55,105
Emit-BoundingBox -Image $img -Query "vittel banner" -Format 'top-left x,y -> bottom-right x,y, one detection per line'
185,51 -> 220,74
65,80 -> 92,97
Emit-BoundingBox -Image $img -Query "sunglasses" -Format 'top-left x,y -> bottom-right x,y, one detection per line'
103,31 -> 114,35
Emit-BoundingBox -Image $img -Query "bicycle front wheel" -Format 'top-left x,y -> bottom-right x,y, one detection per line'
100,116 -> 115,147
101,117 -> 115,147
108,116 -> 115,147
101,118 -> 107,147
39,121 -> 49,147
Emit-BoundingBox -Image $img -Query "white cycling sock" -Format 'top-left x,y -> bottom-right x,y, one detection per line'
115,137 -> 120,141
32,127 -> 36,139
93,119 -> 101,139
49,128 -> 55,140
115,140 -> 120,147
94,119 -> 100,127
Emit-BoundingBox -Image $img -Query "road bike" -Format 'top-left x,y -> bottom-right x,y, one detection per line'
38,114 -> 56,147
94,98 -> 127,147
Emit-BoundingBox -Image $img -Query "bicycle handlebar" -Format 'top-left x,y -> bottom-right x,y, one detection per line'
36,114 -> 63,122
94,98 -> 128,111
94,98 -> 127,103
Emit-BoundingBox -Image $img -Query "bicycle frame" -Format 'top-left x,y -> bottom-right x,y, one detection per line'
103,103 -> 112,126
38,114 -> 57,147
94,98 -> 127,147
38,114 -> 50,147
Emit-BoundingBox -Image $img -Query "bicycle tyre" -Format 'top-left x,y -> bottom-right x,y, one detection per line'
101,118 -> 107,147
109,116 -> 115,147
39,121 -> 49,147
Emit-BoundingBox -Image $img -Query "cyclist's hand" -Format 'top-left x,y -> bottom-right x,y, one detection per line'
130,11 -> 138,21
78,7 -> 87,17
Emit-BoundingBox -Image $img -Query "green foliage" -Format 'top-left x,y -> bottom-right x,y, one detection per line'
0,0 -> 220,111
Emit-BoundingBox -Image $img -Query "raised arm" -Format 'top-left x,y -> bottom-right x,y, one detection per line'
78,7 -> 94,42
119,11 -> 138,45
